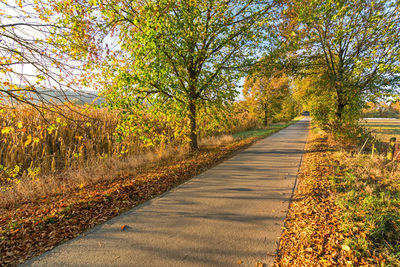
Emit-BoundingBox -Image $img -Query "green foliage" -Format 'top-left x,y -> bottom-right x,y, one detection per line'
243,70 -> 301,125
112,100 -> 190,151
281,0 -> 400,138
54,0 -> 274,149
273,94 -> 301,122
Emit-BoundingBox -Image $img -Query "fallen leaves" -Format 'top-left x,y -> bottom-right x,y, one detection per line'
274,131 -> 346,266
274,129 -> 400,266
341,245 -> 350,252
0,131 -> 275,266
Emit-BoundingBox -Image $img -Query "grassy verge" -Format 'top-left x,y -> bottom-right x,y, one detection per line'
331,148 -> 400,265
0,118 -> 301,266
275,127 -> 400,266
233,120 -> 301,139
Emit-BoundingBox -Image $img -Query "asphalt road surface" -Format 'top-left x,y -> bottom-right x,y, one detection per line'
24,117 -> 310,267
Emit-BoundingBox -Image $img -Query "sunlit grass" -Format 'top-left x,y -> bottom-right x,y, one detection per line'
331,148 -> 400,265
233,117 -> 303,139
0,104 -> 265,189
361,119 -> 400,142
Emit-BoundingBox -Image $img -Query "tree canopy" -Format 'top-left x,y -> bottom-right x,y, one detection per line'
243,70 -> 295,125
2,0 -> 399,142
53,0 -> 275,149
279,0 -> 400,134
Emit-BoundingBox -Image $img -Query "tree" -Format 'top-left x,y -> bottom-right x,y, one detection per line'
54,0 -> 274,150
279,0 -> 400,133
0,0 -> 94,114
243,70 -> 291,126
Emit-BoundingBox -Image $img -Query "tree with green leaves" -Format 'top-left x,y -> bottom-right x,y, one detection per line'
53,0 -> 275,150
279,0 -> 400,134
243,70 -> 293,126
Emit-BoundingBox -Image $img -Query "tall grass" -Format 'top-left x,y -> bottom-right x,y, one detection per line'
0,106 -> 121,188
0,132 -> 246,207
0,104 -> 261,191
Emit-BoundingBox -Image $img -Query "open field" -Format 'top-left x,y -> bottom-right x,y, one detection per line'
361,118 -> 400,142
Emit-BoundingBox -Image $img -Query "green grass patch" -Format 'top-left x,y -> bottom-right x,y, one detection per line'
233,117 -> 302,139
331,154 -> 400,265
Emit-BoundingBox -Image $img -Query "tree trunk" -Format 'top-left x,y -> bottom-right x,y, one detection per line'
335,88 -> 346,122
334,88 -> 347,134
189,100 -> 198,150
187,60 -> 198,150
336,101 -> 345,121
263,103 -> 268,126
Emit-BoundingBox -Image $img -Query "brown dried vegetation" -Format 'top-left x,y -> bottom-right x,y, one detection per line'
0,122 -> 294,266
275,128 -> 400,266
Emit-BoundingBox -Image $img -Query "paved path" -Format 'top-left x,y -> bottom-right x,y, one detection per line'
24,118 -> 309,267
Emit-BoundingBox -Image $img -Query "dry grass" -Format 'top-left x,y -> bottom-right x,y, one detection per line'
0,104 -> 262,190
0,134 -> 239,207
198,134 -> 234,148
0,106 -> 121,188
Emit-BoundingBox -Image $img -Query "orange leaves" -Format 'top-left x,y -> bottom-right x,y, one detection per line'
275,130 -> 400,266
274,133 -> 344,266
1,126 -> 13,134
0,130 -> 267,266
